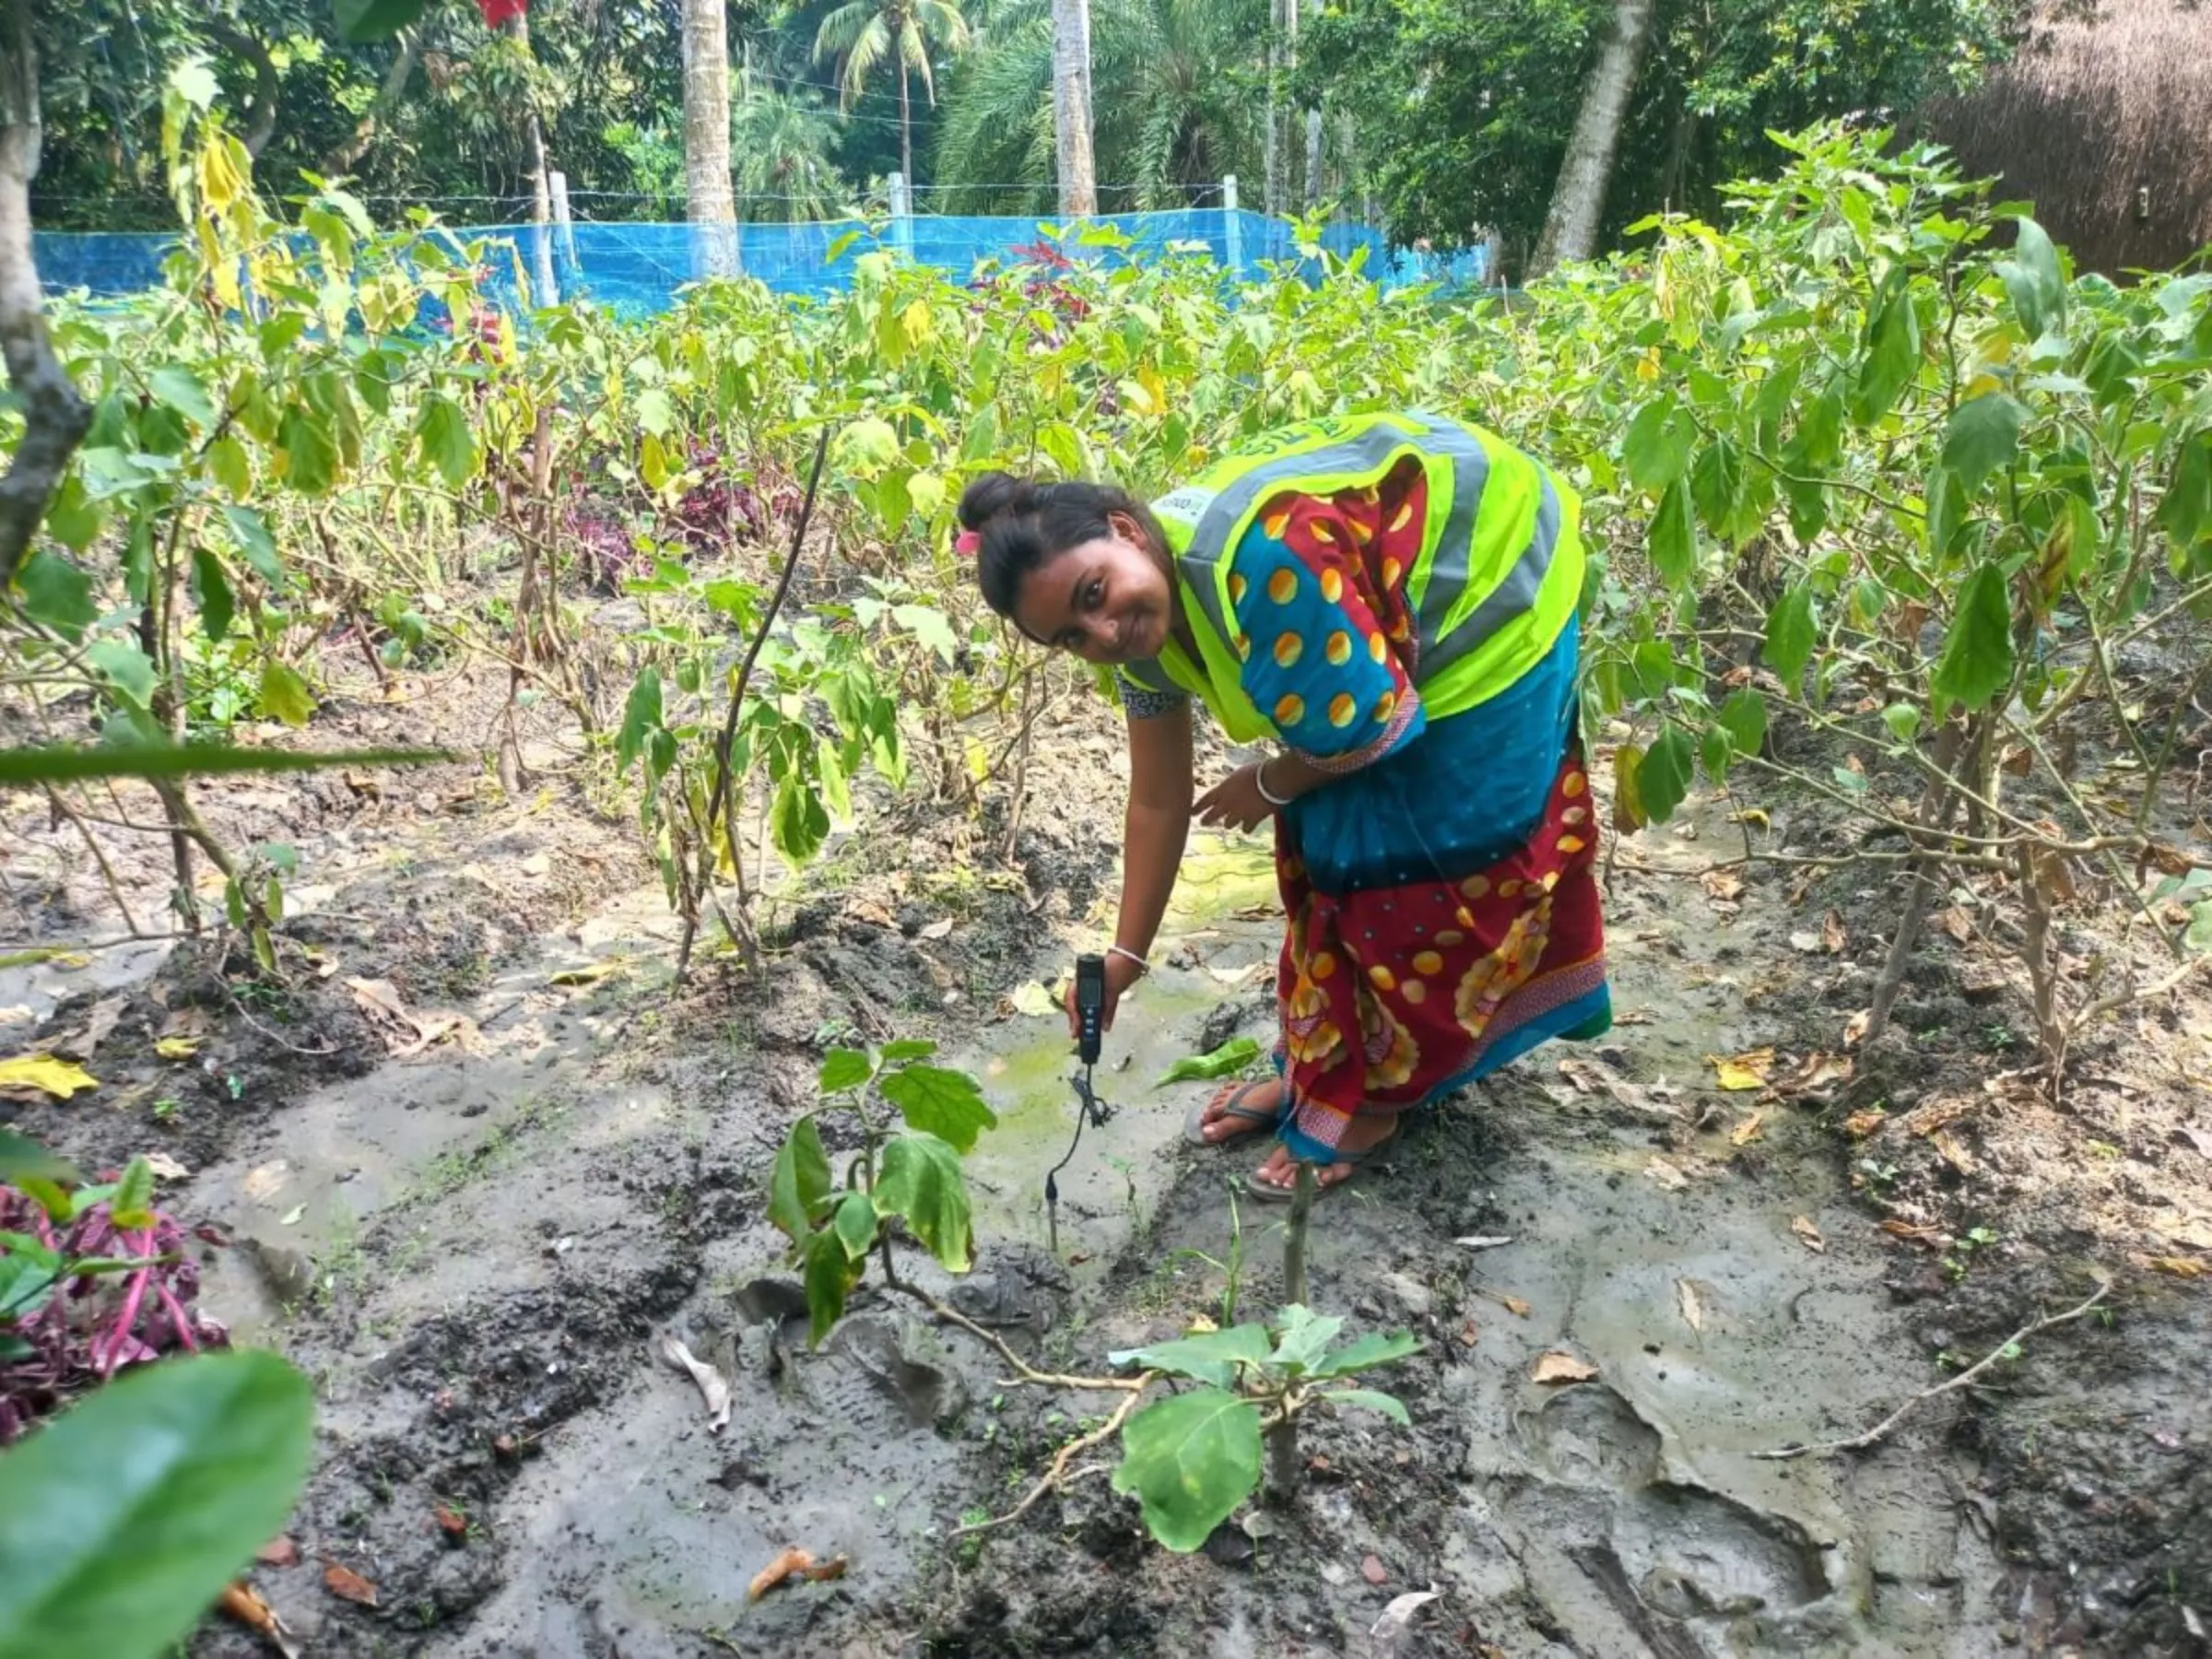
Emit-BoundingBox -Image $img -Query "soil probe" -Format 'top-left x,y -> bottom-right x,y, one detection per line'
1045,954 -> 1114,1256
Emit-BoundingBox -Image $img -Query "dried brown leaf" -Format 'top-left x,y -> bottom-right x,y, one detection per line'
217,1583 -> 299,1658
1730,1111 -> 1767,1147
1774,1052 -> 1854,1101
1532,1350 -> 1599,1384
1361,1553 -> 1389,1585
1879,1219 -> 1944,1244
324,1562 -> 379,1606
1842,1110 -> 1888,1139
2145,1256 -> 2205,1279
1843,1008 -> 1872,1047
255,1535 -> 300,1568
1644,1156 -> 1690,1192
1938,906 -> 1974,944
749,1546 -> 816,1602
1700,869 -> 1745,905
1791,1216 -> 1826,1253
1822,911 -> 1847,954
434,1506 -> 467,1538
1676,1277 -> 1706,1332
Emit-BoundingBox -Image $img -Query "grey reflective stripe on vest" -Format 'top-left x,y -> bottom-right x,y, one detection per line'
1419,470 -> 1564,682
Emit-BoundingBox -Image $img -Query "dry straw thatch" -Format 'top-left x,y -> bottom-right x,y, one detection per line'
1913,0 -> 2212,274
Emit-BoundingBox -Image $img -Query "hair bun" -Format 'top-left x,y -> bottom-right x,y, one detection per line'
958,470 -> 1035,533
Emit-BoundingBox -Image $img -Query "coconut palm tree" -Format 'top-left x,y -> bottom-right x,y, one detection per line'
934,0 -> 1267,215
732,77 -> 853,222
813,0 -> 974,187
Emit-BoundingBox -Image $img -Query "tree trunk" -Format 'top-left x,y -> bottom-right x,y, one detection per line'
680,0 -> 737,277
898,58 -> 913,193
1051,0 -> 1096,218
1263,0 -> 1286,216
1531,0 -> 1656,276
1298,0 -> 1323,211
324,27 -> 418,176
0,0 -> 90,587
505,14 -> 559,306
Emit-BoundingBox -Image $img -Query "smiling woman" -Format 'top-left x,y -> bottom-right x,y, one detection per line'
961,412 -> 1614,1205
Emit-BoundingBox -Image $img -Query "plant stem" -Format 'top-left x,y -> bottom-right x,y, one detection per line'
1283,1160 -> 1315,1308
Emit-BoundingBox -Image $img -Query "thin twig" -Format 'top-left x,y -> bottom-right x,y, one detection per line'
885,1280 -> 1147,1392
2072,953 -> 2212,1033
1751,1279 -> 2111,1462
950,1385 -> 1153,1537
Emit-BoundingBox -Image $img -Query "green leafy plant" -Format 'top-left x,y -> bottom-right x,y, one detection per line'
767,1041 -> 998,1345
1107,1305 -> 1419,1550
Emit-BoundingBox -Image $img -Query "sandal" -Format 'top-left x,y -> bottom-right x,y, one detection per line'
1182,1077 -> 1288,1147
1242,1131 -> 1395,1204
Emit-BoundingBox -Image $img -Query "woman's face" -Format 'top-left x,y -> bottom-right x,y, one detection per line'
1010,512 -> 1174,665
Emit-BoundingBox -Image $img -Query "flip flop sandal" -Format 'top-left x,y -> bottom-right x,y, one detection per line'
1182,1078 -> 1288,1147
1243,1134 -> 1394,1204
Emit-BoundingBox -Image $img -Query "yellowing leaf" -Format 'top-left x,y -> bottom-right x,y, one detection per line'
0,1053 -> 100,1099
1710,1047 -> 1774,1090
1532,1351 -> 1598,1384
155,1036 -> 201,1061
2145,1255 -> 2204,1279
1792,1215 -> 1826,1253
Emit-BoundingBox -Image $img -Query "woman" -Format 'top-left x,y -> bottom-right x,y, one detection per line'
959,411 -> 1611,1199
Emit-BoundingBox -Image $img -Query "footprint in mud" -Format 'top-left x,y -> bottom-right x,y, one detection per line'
1612,1483 -> 1829,1618
1516,1381 -> 1665,1491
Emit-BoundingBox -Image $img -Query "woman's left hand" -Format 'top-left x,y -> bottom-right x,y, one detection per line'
1194,763 -> 1278,833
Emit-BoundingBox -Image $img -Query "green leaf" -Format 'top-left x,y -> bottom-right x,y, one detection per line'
277,406 -> 337,494
1637,727 -> 1695,825
1647,478 -> 1696,587
415,395 -> 479,491
0,1350 -> 313,1659
801,1226 -> 862,1347
2157,429 -> 2212,567
333,0 -> 431,43
767,1115 -> 832,1247
1612,742 -> 1647,831
1324,1388 -> 1411,1427
0,743 -> 445,787
1111,1388 -> 1263,1553
147,368 -> 215,428
1929,562 -> 2017,716
878,1039 -> 936,1063
1270,1304 -> 1347,1374
831,1190 -> 879,1263
1764,584 -> 1817,687
0,1129 -> 82,1191
1688,439 -> 1745,536
1155,1037 -> 1263,1088
190,548 -> 234,641
1622,399 -> 1694,492
15,550 -> 97,641
87,641 -> 158,710
889,603 -> 958,663
1882,702 -> 1924,745
1852,284 -> 1922,426
874,1133 -> 973,1273
257,663 -> 316,728
1308,1331 -> 1422,1380
109,1156 -> 157,1231
877,1065 -> 997,1154
1995,217 -> 2066,340
1942,394 -> 2027,500
1108,1324 -> 1274,1389
834,417 -> 900,476
44,476 -> 102,551
221,508 -> 282,586
1717,688 -> 1767,763
818,1048 -> 874,1096
2185,900 -> 2212,955
769,771 -> 830,865
616,670 -> 662,771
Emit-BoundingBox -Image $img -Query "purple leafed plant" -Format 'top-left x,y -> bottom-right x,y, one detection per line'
0,1171 -> 228,1444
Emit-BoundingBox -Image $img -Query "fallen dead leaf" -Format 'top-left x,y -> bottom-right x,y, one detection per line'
548,962 -> 622,988
747,1547 -> 850,1601
144,1151 -> 193,1182
1700,869 -> 1745,905
1899,1096 -> 1978,1139
256,1536 -> 300,1568
1773,1052 -> 1854,1101
217,1583 -> 299,1658
1532,1350 -> 1599,1384
1371,1585 -> 1445,1654
1789,930 -> 1824,954
846,899 -> 899,929
1843,1008 -> 1872,1047
920,918 -> 955,940
1008,981 -> 1058,1018
1557,1056 -> 1680,1120
1823,911 -> 1847,954
241,1160 -> 290,1203
1612,1008 -> 1654,1026
1731,807 -> 1771,831
1361,1553 -> 1389,1585
0,1053 -> 100,1100
1842,1110 -> 1888,1139
1676,1277 -> 1706,1332
1453,1235 -> 1514,1251
1929,1129 -> 1976,1175
1645,1156 -> 1690,1192
1938,906 -> 1974,944
1792,1216 -> 1826,1254
1709,1048 -> 1774,1091
1730,1110 -> 1768,1147
1879,1219 -> 1945,1244
345,978 -> 473,1059
324,1562 -> 379,1606
656,1332 -> 732,1433
520,853 -> 552,877
434,1505 -> 467,1539
2144,1256 -> 2205,1279
154,1035 -> 202,1061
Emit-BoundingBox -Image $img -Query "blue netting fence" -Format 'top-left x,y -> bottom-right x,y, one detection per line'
35,208 -> 1489,312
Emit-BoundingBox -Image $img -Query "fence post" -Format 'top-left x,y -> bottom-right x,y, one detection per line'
1223,173 -> 1242,283
888,171 -> 914,262
547,170 -> 581,280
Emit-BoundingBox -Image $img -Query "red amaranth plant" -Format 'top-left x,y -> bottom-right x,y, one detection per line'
0,1159 -> 228,1444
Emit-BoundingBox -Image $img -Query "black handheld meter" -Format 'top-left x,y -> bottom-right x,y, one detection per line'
1075,953 -> 1107,1066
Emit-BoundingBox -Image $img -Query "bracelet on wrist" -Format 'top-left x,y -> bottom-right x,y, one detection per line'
1253,758 -> 1294,808
1108,944 -> 1150,976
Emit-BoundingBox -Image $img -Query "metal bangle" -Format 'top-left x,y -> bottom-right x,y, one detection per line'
1108,944 -> 1150,976
1254,759 -> 1294,808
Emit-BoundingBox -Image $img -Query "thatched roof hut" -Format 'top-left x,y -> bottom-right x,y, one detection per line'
1913,0 -> 2212,275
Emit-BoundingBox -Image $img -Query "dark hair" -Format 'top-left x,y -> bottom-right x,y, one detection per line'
960,471 -> 1166,622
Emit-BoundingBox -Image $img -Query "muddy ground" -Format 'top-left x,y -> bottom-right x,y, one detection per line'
3,612 -> 2208,1659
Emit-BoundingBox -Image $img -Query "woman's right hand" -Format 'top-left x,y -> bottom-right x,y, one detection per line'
1065,949 -> 1145,1040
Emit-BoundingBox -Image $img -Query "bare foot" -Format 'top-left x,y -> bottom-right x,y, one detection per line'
1251,1115 -> 1397,1193
1197,1077 -> 1288,1145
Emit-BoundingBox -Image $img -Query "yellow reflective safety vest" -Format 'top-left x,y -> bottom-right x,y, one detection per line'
1117,411 -> 1584,745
